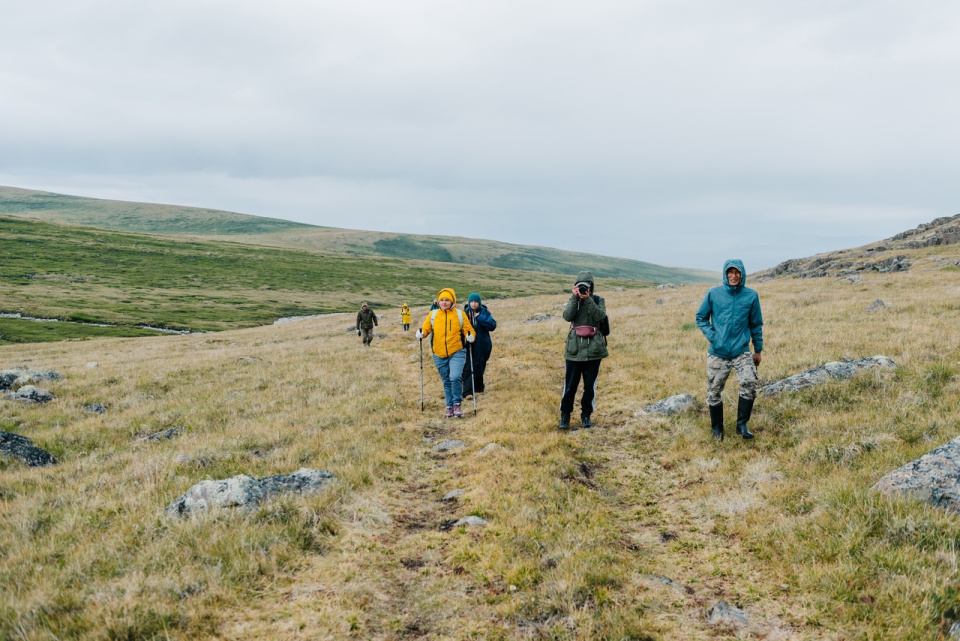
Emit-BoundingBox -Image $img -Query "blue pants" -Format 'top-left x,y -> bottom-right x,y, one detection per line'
433,349 -> 466,407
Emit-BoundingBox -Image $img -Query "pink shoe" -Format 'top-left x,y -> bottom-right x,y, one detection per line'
453,404 -> 463,418
444,406 -> 454,418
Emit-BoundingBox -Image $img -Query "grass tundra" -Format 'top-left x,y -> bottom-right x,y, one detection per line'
2,251 -> 960,639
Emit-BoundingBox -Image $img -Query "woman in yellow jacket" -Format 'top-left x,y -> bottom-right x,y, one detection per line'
400,304 -> 412,331
417,288 -> 476,418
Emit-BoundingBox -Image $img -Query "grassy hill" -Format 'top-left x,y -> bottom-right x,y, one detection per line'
3,214 -> 645,344
2,245 -> 960,638
0,186 -> 715,284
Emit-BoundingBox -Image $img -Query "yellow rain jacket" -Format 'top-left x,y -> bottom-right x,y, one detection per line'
400,304 -> 411,325
420,288 -> 475,358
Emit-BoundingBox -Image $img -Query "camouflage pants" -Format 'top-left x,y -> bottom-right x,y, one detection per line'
360,327 -> 375,345
706,352 -> 758,405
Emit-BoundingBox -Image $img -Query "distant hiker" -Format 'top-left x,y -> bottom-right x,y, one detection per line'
695,259 -> 764,441
400,304 -> 412,331
461,293 -> 497,398
430,299 -> 440,311
559,271 -> 608,430
356,303 -> 378,346
417,288 -> 476,418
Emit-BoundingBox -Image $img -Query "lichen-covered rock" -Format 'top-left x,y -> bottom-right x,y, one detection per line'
524,314 -> 556,323
0,431 -> 57,467
84,403 -> 107,415
0,368 -> 63,391
442,489 -> 465,501
865,298 -> 891,312
761,356 -> 896,396
477,443 -> 502,457
873,436 -> 960,514
141,426 -> 184,442
455,516 -> 487,527
5,386 -> 57,404
707,601 -> 748,627
433,439 -> 466,452
166,468 -> 336,517
639,394 -> 696,417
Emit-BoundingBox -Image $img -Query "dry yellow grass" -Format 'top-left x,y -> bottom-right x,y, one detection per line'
3,250 -> 960,639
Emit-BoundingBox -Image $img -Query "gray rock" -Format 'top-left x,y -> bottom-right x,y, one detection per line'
873,436 -> 960,514
950,621 -> 960,640
655,284 -> 677,290
642,574 -> 693,594
0,368 -> 63,391
442,489 -> 465,501
524,313 -> 556,323
166,467 -> 336,517
84,403 -> 107,415
707,601 -> 748,627
865,298 -> 891,312
85,362 -> 99,368
477,443 -> 502,457
141,426 -> 185,442
454,516 -> 487,527
5,385 -> 57,404
761,356 -> 897,396
0,371 -> 18,391
655,299 -> 664,305
433,439 -> 467,452
0,431 -> 57,467
639,394 -> 696,416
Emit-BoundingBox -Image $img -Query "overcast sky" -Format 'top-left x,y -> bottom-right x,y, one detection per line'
2,1 -> 958,270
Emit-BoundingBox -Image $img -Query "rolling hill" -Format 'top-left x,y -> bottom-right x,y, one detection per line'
0,186 -> 715,284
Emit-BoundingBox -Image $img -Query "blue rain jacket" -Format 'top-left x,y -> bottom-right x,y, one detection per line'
695,259 -> 763,360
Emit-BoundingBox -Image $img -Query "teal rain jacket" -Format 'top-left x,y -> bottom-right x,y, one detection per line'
695,259 -> 763,360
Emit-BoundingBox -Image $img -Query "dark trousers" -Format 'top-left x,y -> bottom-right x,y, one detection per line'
462,344 -> 491,395
560,359 -> 601,416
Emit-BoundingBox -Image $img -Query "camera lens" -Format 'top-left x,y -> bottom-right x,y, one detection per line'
578,284 -> 588,294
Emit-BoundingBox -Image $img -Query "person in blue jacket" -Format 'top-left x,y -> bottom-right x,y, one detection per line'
695,259 -> 764,441
461,293 -> 497,398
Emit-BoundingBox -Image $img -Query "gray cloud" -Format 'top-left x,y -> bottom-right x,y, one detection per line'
2,0 -> 958,269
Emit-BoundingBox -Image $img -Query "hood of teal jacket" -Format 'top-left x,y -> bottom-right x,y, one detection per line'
722,259 -> 746,294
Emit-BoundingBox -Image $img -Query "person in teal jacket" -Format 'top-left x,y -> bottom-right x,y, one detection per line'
695,259 -> 764,441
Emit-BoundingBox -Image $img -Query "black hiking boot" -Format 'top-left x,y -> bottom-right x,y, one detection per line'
736,397 -> 755,440
709,402 -> 724,441
559,412 -> 571,431
581,414 -> 592,429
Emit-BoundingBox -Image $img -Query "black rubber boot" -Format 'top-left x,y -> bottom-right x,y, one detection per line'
709,402 -> 724,441
559,412 -> 571,430
581,414 -> 592,429
736,396 -> 755,440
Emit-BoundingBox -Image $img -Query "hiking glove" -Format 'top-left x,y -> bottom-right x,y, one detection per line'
357,330 -> 361,336
416,329 -> 424,339
465,333 -> 475,343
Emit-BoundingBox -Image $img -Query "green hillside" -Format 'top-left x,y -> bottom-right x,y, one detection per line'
0,215 -> 637,343
0,186 -> 715,284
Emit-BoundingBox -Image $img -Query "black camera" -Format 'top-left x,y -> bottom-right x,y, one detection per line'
577,284 -> 589,295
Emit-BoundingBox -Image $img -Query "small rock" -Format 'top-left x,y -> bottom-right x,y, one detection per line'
950,621 -> 960,640
655,284 -> 677,290
477,443 -> 502,457
707,601 -> 748,627
85,362 -> 99,368
141,426 -> 185,442
639,394 -> 696,417
166,468 -> 336,517
761,356 -> 897,396
442,489 -> 465,501
0,431 -> 57,467
5,386 -> 57,404
84,403 -> 107,415
174,454 -> 191,464
524,314 -> 556,324
873,436 -> 960,514
454,515 -> 487,527
433,439 -> 467,452
642,574 -> 693,594
865,298 -> 891,312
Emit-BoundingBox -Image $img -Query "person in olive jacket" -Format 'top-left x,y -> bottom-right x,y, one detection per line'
461,293 -> 497,398
559,271 -> 608,430
356,303 -> 378,346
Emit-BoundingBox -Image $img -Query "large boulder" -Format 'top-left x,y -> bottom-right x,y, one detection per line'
4,386 -> 57,404
0,368 -> 63,391
0,431 -> 57,467
761,356 -> 896,396
166,468 -> 336,517
873,436 -> 960,514
639,394 -> 696,417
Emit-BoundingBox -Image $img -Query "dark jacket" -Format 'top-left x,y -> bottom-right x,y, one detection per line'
695,259 -> 763,360
463,297 -> 497,354
562,271 -> 609,362
356,307 -> 378,331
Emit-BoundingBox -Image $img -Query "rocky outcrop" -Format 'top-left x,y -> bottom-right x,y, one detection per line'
761,357 -> 896,396
5,386 -> 57,404
639,394 -> 696,417
0,431 -> 57,467
872,436 -> 960,514
0,367 -> 63,391
166,468 -> 336,517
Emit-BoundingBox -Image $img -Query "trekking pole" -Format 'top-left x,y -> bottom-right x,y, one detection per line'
419,338 -> 424,412
468,342 -> 477,416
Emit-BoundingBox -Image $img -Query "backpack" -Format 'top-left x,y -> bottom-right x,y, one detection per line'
593,295 -> 611,337
429,308 -> 466,346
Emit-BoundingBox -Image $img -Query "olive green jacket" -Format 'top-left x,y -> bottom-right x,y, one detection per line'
562,294 -> 608,362
356,308 -> 378,331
